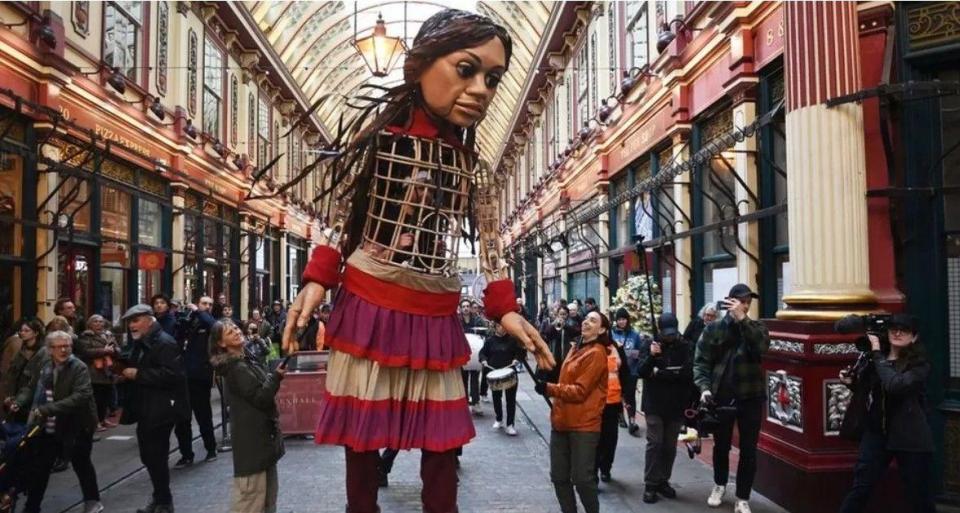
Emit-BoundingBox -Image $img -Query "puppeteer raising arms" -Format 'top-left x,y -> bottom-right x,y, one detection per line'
276,9 -> 555,513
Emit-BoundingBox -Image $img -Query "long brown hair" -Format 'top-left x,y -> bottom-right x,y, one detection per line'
208,319 -> 238,359
310,9 -> 513,258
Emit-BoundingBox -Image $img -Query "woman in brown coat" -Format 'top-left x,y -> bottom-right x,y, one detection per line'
535,311 -> 610,513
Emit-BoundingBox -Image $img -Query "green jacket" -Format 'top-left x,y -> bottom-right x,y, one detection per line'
32,355 -> 100,443
4,346 -> 50,423
693,315 -> 770,400
213,352 -> 285,477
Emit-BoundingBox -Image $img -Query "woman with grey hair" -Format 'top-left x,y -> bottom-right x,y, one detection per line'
683,303 -> 718,345
76,315 -> 119,429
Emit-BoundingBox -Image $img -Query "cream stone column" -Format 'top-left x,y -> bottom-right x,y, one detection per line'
278,230 -> 288,303
239,214 -> 251,317
171,183 -> 187,301
670,132 -> 693,324
780,1 -> 875,317
597,196 -> 611,310
732,95 -> 761,319
36,142 -> 60,319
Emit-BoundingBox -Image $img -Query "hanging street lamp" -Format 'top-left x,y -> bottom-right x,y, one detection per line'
352,12 -> 407,78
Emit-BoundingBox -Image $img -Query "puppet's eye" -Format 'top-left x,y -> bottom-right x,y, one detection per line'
485,73 -> 502,89
457,62 -> 475,78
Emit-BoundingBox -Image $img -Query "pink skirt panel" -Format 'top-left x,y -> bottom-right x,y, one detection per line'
314,394 -> 476,452
325,289 -> 472,371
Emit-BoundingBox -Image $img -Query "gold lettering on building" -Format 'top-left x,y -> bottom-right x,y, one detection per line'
95,125 -> 151,157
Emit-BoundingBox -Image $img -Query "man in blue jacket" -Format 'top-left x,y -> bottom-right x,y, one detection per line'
173,296 -> 218,468
611,308 -> 642,435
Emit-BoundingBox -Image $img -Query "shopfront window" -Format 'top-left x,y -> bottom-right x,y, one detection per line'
203,36 -> 224,137
103,1 -> 143,80
760,67 -> 790,316
138,198 -> 162,247
100,185 -> 131,324
60,176 -> 92,233
0,156 -> 22,256
700,111 -> 737,259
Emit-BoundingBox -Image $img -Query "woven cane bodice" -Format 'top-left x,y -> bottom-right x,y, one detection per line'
359,133 -> 475,276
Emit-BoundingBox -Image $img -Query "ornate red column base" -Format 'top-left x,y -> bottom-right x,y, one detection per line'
753,319 -> 910,512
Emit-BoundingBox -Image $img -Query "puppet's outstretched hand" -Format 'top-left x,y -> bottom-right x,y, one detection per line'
500,312 -> 556,371
282,282 -> 326,354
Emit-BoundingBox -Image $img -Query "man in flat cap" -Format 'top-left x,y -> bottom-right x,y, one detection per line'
693,284 -> 770,513
120,304 -> 190,513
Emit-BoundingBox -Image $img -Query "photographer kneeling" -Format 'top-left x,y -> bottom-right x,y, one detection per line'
838,314 -> 935,513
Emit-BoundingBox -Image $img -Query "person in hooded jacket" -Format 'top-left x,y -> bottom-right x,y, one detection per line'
2,318 -> 48,425
838,314 -> 935,513
637,313 -> 694,503
210,319 -> 285,513
76,315 -> 120,429
610,308 -> 642,435
152,294 -> 177,338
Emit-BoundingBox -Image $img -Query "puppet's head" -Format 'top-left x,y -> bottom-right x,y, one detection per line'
403,9 -> 513,128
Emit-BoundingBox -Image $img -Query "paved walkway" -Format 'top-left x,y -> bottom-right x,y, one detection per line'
40,369 -> 789,513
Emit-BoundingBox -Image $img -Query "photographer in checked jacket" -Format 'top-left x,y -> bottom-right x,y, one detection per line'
693,284 -> 769,513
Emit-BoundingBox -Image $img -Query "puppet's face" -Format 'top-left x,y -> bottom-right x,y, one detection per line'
418,37 -> 506,128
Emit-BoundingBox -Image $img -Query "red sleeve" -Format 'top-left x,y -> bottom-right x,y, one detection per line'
483,279 -> 520,321
301,245 -> 342,289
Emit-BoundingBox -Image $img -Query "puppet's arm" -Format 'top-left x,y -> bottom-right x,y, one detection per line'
475,162 -> 555,371
283,160 -> 360,352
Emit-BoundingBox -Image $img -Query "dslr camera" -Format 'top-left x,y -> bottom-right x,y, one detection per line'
834,313 -> 892,353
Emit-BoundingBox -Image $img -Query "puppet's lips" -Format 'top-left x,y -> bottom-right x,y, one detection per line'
455,103 -> 483,117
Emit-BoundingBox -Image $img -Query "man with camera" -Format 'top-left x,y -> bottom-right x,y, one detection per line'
693,283 -> 770,513
637,313 -> 694,504
173,296 -> 218,468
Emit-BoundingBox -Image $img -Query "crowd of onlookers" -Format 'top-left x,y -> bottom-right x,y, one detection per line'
0,284 -> 937,513
0,294 -> 327,513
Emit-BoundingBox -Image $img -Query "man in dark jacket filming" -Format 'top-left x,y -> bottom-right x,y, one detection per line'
23,330 -> 102,513
693,284 -> 770,513
121,304 -> 190,513
173,296 -> 218,467
636,313 -> 693,503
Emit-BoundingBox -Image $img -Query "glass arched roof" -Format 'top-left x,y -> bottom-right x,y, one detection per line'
243,1 -> 554,164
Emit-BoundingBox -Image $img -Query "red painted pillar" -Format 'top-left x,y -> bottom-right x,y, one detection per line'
753,4 -> 906,512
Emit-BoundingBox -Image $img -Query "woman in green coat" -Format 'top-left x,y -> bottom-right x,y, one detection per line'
210,319 -> 285,513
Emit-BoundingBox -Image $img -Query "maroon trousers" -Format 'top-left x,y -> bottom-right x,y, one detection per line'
345,447 -> 459,513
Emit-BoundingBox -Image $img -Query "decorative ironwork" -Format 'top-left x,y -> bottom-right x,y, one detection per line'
100,159 -> 136,186
156,1 -> 169,95
770,339 -> 804,354
907,2 -> 960,51
188,29 -> 198,117
702,109 -> 734,145
139,171 -> 167,197
813,343 -> 859,355
824,379 -> 851,436
72,1 -> 90,37
231,75 -> 238,146
767,370 -> 803,432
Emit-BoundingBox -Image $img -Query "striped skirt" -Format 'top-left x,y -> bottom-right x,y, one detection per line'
314,263 -> 475,452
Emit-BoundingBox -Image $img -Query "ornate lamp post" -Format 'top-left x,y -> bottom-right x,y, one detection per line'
352,12 -> 407,78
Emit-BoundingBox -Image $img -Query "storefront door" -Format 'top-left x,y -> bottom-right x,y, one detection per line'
58,246 -> 95,319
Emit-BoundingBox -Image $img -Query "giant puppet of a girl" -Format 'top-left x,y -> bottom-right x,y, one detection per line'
279,9 -> 555,513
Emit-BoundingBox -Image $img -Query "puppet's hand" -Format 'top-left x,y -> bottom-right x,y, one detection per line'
283,282 -> 326,354
500,312 -> 556,371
